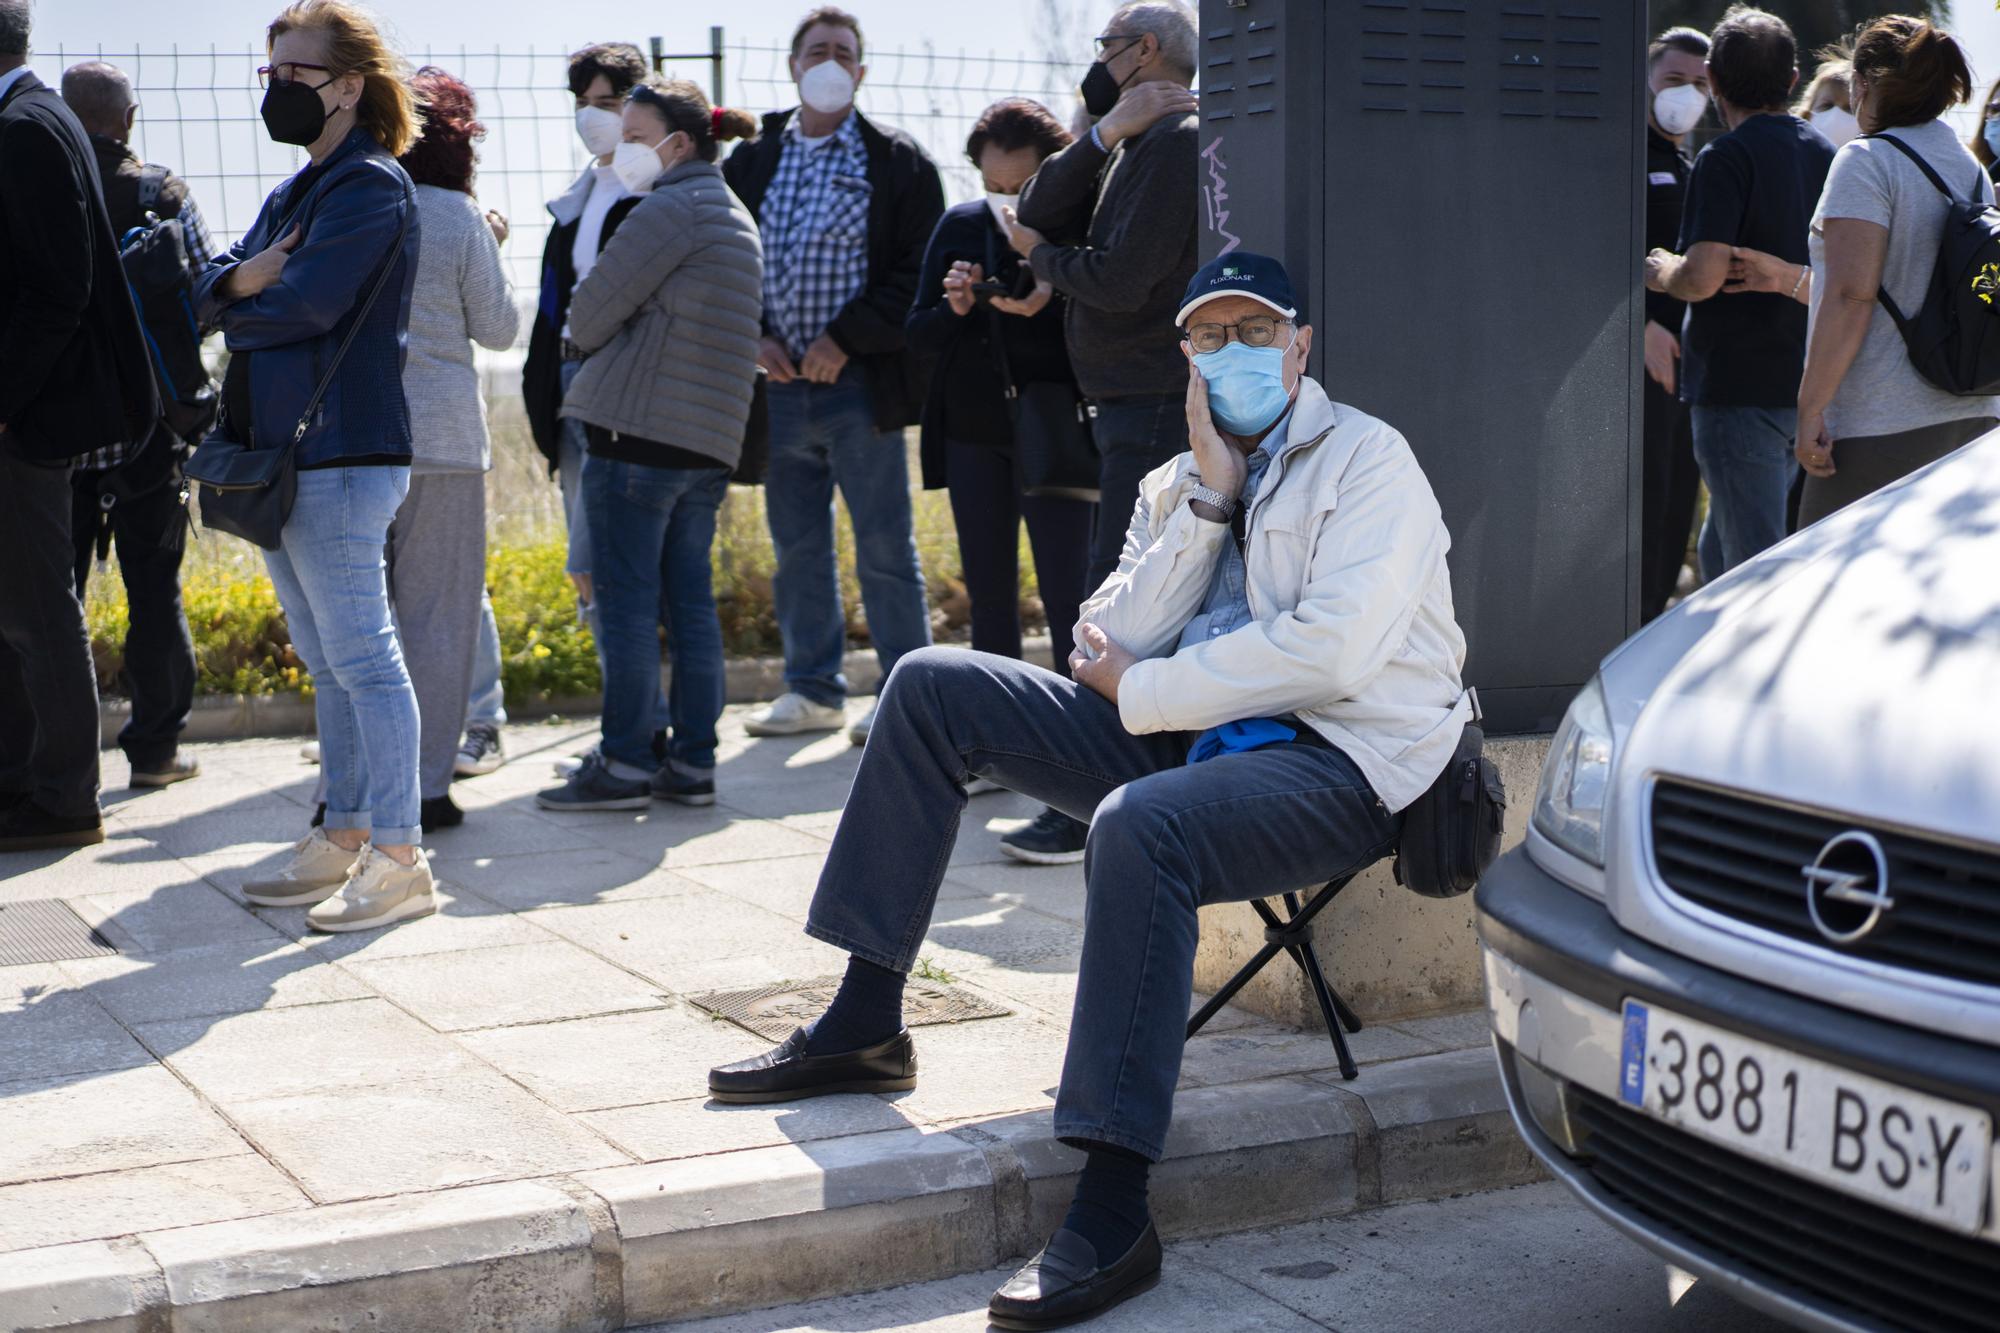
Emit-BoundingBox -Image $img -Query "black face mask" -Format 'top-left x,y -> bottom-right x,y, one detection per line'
1081,40 -> 1140,118
261,75 -> 336,147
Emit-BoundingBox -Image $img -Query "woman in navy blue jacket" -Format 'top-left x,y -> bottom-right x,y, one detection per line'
194,0 -> 431,933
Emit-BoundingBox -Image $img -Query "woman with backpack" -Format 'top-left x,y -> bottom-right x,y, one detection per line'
1726,16 -> 1999,528
195,0 -> 429,931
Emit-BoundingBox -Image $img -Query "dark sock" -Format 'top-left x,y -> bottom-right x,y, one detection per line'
802,955 -> 907,1055
1059,1146 -> 1152,1262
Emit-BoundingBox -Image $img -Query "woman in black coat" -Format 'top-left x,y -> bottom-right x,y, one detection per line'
907,98 -> 1095,863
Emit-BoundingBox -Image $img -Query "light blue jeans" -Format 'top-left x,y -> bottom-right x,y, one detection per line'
1690,405 -> 1797,581
265,467 -> 422,844
464,587 -> 507,729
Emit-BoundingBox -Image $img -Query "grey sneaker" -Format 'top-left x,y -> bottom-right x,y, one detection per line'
847,701 -> 878,748
745,692 -> 846,737
130,754 -> 200,788
306,847 -> 437,932
454,723 -> 505,777
242,828 -> 362,907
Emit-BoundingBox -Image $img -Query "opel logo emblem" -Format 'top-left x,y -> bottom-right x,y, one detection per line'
1801,831 -> 1894,944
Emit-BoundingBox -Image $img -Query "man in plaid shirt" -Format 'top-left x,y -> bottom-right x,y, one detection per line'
725,5 -> 945,748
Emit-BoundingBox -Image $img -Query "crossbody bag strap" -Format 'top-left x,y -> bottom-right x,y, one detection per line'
982,221 -> 1018,401
286,190 -> 412,447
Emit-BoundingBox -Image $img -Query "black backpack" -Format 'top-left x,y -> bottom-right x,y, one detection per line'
119,169 -> 217,449
1868,133 -> 2000,397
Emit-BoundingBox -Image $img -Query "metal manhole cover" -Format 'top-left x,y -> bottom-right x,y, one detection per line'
689,975 -> 1010,1042
0,900 -> 117,966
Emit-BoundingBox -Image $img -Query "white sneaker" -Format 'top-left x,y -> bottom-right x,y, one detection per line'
241,828 -> 360,907
745,693 -> 846,738
847,701 -> 878,747
306,847 -> 437,933
300,741 -> 321,765
964,776 -> 1003,796
552,743 -> 599,779
454,723 -> 506,777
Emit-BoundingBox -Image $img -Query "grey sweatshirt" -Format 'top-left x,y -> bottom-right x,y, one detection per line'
1017,110 -> 1199,400
402,184 -> 519,472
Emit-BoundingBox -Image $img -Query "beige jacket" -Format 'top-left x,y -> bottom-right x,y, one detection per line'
1088,377 -> 1472,813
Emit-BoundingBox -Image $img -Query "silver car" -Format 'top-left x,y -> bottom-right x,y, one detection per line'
1477,433 -> 2000,1332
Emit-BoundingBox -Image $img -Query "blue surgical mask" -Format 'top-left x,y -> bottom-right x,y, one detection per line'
1984,117 -> 2000,162
1194,340 -> 1292,436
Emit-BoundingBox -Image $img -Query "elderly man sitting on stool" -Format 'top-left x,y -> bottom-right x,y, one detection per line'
709,252 -> 1472,1329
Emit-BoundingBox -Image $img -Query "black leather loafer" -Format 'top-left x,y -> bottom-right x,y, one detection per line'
987,1223 -> 1163,1330
707,1027 -> 917,1104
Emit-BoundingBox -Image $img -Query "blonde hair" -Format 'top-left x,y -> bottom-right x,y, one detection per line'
267,0 -> 420,156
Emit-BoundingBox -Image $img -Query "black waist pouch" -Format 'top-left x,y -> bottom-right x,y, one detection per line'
1392,714 -> 1506,900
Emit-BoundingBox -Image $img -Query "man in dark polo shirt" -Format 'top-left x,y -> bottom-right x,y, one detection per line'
1645,6 -> 1832,579
1639,27 -> 1708,620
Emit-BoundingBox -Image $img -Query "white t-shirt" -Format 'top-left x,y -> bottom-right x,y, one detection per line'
1809,119 -> 2000,439
570,163 -> 628,289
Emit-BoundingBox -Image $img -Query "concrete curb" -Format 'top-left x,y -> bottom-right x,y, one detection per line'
0,1047 -> 1541,1332
99,639 -> 1061,746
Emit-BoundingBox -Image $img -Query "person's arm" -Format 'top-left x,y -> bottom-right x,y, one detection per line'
1117,431 -> 1446,735
1645,241 -> 1732,302
174,188 -> 217,268
565,194 -> 696,353
1013,131 -> 1106,240
0,118 -> 96,427
1723,245 -> 1812,303
1647,142 -> 1748,305
826,145 -> 946,358
460,200 -> 520,352
1026,118 -> 1196,313
904,209 -> 970,347
1796,217 -> 1889,476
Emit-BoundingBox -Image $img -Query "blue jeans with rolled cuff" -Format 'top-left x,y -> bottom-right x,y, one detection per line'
1690,404 -> 1797,581
803,647 -> 1402,1161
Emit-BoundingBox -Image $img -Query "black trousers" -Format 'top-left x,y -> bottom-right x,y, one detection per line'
1640,376 -> 1701,623
0,450 -> 100,816
71,468 -> 195,769
1086,391 -> 1185,590
945,439 -> 1094,675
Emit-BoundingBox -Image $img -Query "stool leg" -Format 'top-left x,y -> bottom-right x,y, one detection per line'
1187,940 -> 1285,1039
1289,943 -> 1359,1080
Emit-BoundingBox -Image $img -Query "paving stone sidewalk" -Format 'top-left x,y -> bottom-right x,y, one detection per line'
0,705 -> 1521,1329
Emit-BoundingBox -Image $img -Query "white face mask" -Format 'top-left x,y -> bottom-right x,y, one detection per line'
1813,105 -> 1860,149
984,191 -> 1019,229
575,105 -> 622,158
1653,83 -> 1707,137
798,60 -> 856,115
611,138 -> 668,194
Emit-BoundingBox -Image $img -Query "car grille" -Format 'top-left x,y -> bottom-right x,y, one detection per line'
1650,780 -> 2000,987
1572,1089 -> 2000,1332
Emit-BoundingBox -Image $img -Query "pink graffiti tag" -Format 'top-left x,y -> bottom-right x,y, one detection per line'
1201,135 -> 1242,257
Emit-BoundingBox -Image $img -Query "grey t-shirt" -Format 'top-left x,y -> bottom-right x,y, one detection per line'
1809,119 -> 2000,439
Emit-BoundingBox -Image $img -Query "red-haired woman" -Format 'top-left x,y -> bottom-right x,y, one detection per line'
388,65 -> 517,831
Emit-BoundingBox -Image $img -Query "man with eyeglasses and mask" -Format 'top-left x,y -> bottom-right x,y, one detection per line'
993,0 -> 1199,863
707,252 -> 1472,1330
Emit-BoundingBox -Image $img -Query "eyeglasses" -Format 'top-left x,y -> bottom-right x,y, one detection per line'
1093,33 -> 1142,56
257,62 -> 335,90
1185,315 -> 1292,355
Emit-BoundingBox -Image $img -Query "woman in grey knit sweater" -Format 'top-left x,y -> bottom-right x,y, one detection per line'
537,78 -> 762,813
390,67 -> 519,830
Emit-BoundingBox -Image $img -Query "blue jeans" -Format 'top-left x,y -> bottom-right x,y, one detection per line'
584,455 -> 731,774
557,359 -> 594,579
805,648 -> 1402,1161
1690,405 -> 1797,580
265,467 -> 422,844
764,368 -> 931,707
464,586 -> 507,729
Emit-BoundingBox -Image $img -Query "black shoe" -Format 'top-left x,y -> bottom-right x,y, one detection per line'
708,1026 -> 917,1104
651,729 -> 668,764
311,802 -> 326,828
1001,807 -> 1089,866
988,1224 -> 1163,1331
649,763 -> 716,807
421,795 -> 464,832
129,754 -> 200,788
0,802 -> 106,852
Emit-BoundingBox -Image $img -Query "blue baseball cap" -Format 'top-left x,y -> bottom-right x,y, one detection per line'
1175,251 -> 1299,326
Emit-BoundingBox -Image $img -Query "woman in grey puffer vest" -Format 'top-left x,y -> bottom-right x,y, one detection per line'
538,78 -> 763,813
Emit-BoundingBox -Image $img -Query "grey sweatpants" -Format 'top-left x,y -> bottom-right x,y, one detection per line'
385,471 -> 487,800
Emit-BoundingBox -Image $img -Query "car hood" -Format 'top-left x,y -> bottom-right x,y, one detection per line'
1610,431 -> 2000,850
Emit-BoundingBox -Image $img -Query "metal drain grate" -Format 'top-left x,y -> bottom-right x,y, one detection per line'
689,975 -> 1010,1042
0,900 -> 117,966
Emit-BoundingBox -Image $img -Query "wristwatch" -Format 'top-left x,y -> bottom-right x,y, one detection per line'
1188,483 -> 1238,523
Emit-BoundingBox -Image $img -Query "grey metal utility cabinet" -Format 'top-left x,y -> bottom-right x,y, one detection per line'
1197,0 -> 1644,734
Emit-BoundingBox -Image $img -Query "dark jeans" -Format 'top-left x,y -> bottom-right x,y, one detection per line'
945,439 -> 1094,674
1087,391 -> 1185,590
1690,405 -> 1797,580
1640,377 -> 1700,622
805,648 -> 1402,1161
71,469 -> 196,768
0,450 -> 100,817
584,455 -> 732,774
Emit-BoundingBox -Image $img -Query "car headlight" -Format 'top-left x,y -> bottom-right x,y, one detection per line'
1533,675 -> 1615,867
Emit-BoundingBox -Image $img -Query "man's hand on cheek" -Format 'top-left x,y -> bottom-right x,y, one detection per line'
1069,624 -> 1137,705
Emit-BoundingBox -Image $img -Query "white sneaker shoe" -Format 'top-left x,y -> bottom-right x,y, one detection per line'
306,847 -> 437,933
552,743 -> 600,779
745,693 -> 846,738
241,828 -> 361,907
964,776 -> 1003,796
300,741 -> 321,765
847,701 -> 878,747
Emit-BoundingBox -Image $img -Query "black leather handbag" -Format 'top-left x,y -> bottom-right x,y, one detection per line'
982,232 -> 1099,501
1392,699 -> 1508,900
184,205 -> 408,550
